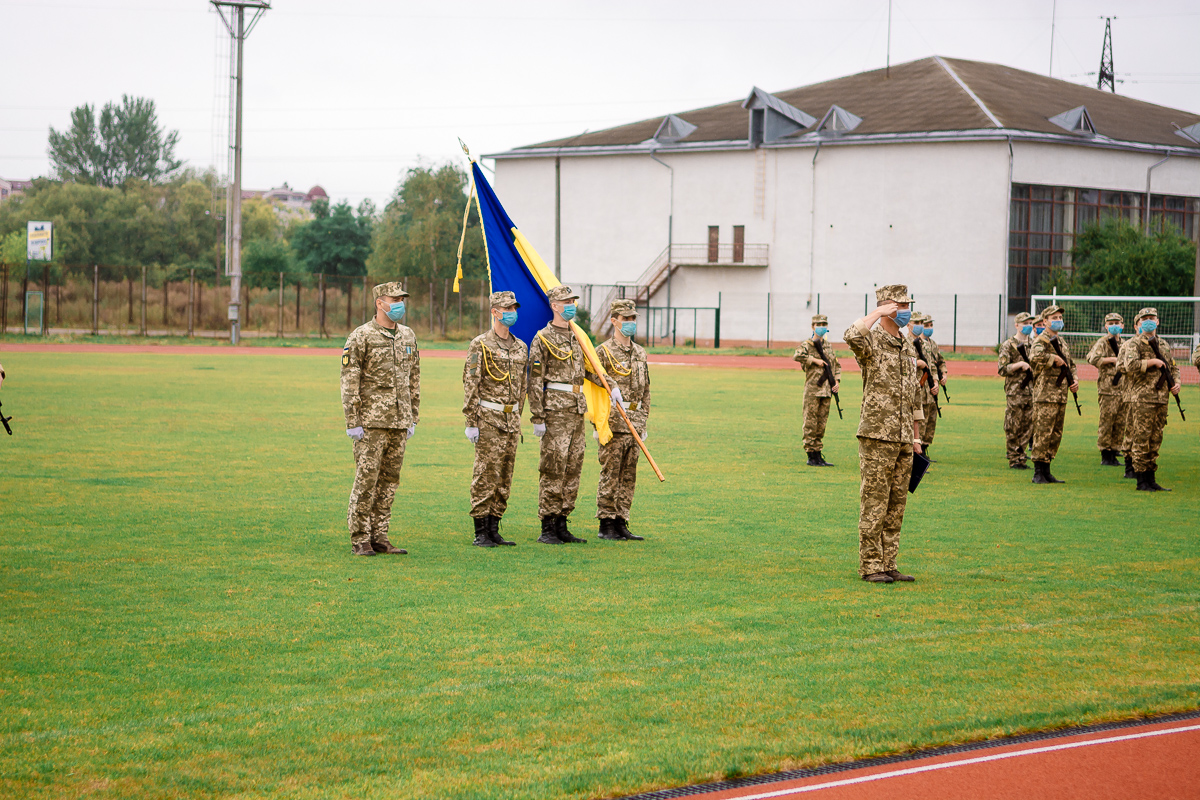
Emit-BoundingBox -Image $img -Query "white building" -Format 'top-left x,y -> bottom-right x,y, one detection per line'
489,57 -> 1200,348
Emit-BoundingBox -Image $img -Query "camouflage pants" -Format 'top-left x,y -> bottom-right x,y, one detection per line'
921,393 -> 939,445
857,437 -> 913,578
538,410 -> 586,518
1129,402 -> 1168,472
1096,393 -> 1126,451
1121,400 -> 1135,454
347,427 -> 408,546
597,432 -> 639,519
802,394 -> 831,452
1004,395 -> 1033,466
470,422 -> 519,519
1031,402 -> 1066,462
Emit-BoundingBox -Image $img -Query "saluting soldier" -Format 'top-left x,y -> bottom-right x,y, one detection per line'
528,285 -> 602,545
340,281 -> 420,556
792,314 -> 841,467
594,299 -> 649,541
997,312 -> 1036,468
918,315 -> 948,459
462,291 -> 527,547
1028,304 -> 1077,484
844,285 -> 923,584
1085,312 -> 1126,467
1117,307 -> 1181,491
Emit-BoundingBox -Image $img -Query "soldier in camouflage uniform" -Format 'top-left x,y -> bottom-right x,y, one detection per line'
1117,307 -> 1181,491
918,315 -> 948,459
528,285 -> 601,545
906,313 -> 938,457
462,291 -> 527,548
996,312 -> 1036,468
0,361 -> 5,388
594,299 -> 650,541
844,285 -> 924,584
1028,304 -> 1078,484
341,281 -> 421,556
792,314 -> 841,467
1085,312 -> 1127,467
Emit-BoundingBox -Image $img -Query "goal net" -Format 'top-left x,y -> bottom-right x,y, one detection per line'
1031,295 -> 1200,386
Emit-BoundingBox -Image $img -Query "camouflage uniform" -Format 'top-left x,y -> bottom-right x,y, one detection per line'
918,318 -> 946,447
595,299 -> 651,525
996,312 -> 1035,467
341,282 -> 420,552
792,315 -> 841,458
1028,306 -> 1077,470
463,297 -> 528,521
907,314 -> 939,450
844,285 -> 923,581
1117,308 -> 1180,480
1085,313 -> 1127,463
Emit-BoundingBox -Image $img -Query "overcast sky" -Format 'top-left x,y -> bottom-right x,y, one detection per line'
2,0 -> 1198,209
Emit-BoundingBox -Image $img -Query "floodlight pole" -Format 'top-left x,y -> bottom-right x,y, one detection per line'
213,0 -> 269,344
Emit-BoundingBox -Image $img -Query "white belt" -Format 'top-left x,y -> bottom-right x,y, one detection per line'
546,382 -> 582,394
619,400 -> 640,411
479,400 -> 518,413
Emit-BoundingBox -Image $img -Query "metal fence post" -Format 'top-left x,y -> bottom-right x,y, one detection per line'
1,263 -> 7,336
141,266 -> 147,335
715,292 -> 722,348
277,272 -> 284,338
952,293 -> 958,352
765,292 -> 771,349
319,272 -> 327,337
429,280 -> 434,335
93,265 -> 99,334
442,278 -> 448,337
189,269 -> 196,337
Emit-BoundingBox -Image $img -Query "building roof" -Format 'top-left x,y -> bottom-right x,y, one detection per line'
501,56 -> 1200,156
306,185 -> 328,200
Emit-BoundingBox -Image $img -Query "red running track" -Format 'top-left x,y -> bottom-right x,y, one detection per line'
669,717 -> 1200,800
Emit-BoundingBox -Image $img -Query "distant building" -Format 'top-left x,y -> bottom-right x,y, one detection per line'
242,183 -> 329,219
0,177 -> 32,204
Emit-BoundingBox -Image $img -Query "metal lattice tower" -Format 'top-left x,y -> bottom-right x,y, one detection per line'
1097,17 -> 1116,93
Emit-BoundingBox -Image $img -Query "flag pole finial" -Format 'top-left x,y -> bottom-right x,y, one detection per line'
458,138 -> 471,158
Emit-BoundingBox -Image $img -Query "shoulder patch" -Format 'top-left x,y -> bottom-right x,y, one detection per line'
341,353 -> 351,367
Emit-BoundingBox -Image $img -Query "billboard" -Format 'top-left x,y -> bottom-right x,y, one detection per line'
27,221 -> 52,261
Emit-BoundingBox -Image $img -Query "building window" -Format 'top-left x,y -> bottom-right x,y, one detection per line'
732,225 -> 745,263
707,226 -> 719,263
1008,183 -> 1200,313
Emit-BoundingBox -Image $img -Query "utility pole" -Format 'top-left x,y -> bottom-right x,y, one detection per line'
212,0 -> 270,344
1098,16 -> 1116,93
1048,0 -> 1056,76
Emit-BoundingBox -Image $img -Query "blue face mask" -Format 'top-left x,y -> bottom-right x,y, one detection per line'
910,324 -> 924,336
923,329 -> 933,338
1140,319 -> 1158,334
500,310 -> 518,328
1035,326 -> 1045,336
620,321 -> 637,337
1021,325 -> 1033,336
814,326 -> 828,337
560,304 -> 576,321
1107,325 -> 1122,336
385,302 -> 405,322
1050,319 -> 1064,332
894,309 -> 911,327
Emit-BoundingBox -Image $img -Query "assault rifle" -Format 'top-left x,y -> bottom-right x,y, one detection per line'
1146,336 -> 1186,421
911,337 -> 941,418
813,340 -> 842,420
1106,335 -> 1122,387
934,358 -> 950,402
1016,342 -> 1034,390
1047,336 -> 1082,416
0,400 -> 11,435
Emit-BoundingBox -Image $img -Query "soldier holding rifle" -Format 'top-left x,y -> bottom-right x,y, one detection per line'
1028,304 -> 1078,484
997,312 -> 1036,469
793,314 -> 841,467
1085,312 -> 1127,467
919,314 -> 949,458
1117,308 -> 1182,492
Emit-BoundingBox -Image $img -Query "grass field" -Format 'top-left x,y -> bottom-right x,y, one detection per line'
1,350 -> 1197,799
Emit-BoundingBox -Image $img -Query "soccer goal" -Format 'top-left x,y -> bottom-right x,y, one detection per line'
1031,294 -> 1200,385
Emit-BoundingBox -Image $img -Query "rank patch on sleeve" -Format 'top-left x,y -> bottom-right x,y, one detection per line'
341,353 -> 350,367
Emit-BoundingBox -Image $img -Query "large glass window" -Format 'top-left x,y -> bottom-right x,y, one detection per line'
1008,183 -> 1200,313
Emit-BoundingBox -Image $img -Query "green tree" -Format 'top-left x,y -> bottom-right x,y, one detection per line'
1,230 -> 25,266
1061,220 -> 1197,296
47,96 -> 182,187
290,199 -> 373,277
242,239 -> 296,289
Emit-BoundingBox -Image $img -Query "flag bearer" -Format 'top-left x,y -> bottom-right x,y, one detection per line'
997,312 -> 1036,469
793,314 -> 841,467
1117,308 -> 1181,491
1028,304 -> 1078,484
1085,312 -> 1127,467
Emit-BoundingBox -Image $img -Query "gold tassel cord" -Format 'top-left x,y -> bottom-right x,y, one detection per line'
453,166 -> 477,294
601,346 -> 631,377
538,332 -> 575,361
481,345 -> 511,382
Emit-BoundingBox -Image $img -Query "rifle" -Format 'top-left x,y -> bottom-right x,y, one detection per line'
1016,341 -> 1034,390
1146,336 -> 1186,421
813,340 -> 842,420
0,400 -> 11,435
911,337 -> 942,418
1106,335 -> 1122,387
934,358 -> 950,402
1047,336 -> 1082,416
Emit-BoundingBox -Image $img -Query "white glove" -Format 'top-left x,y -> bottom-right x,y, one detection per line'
465,426 -> 479,444
346,426 -> 364,441
407,425 -> 416,439
640,429 -> 648,442
593,430 -> 599,440
610,386 -> 624,407
533,423 -> 546,438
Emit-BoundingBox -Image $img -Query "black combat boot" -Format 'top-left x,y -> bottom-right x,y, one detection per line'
1100,448 -> 1120,466
616,517 -> 644,541
1043,460 -> 1065,483
473,516 -> 497,547
1135,471 -> 1152,491
1147,469 -> 1171,492
537,516 -> 563,544
1031,461 -> 1046,483
351,541 -> 376,556
817,451 -> 834,467
488,516 -> 516,546
556,514 -> 587,543
806,452 -> 822,467
1123,454 -> 1135,479
1010,461 -> 1029,470
598,518 -> 623,540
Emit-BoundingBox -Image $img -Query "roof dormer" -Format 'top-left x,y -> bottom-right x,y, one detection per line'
1048,105 -> 1096,137
652,114 -> 698,143
815,105 -> 863,136
743,87 -> 816,146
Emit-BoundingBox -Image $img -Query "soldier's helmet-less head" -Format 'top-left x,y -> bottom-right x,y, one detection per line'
610,299 -> 638,319
875,284 -> 913,305
372,282 -> 409,301
546,285 -> 579,303
489,291 -> 520,309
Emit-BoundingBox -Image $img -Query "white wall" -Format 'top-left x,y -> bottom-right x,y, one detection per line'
1012,142 -> 1200,197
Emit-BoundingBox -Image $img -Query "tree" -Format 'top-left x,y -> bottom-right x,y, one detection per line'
242,239 -> 296,289
290,199 -> 373,277
47,96 -> 182,187
1060,220 -> 1197,296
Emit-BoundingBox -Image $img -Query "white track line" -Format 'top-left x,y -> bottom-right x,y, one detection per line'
721,722 -> 1200,799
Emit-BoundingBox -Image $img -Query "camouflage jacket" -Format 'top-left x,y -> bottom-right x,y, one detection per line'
792,337 -> 841,398
844,320 -> 923,443
1117,333 -> 1180,405
1029,332 -> 1077,404
1192,344 -> 1200,368
596,336 -> 650,435
924,336 -> 947,378
996,335 -> 1034,398
527,323 -> 597,423
908,334 -> 940,399
463,328 -> 528,433
1085,334 -> 1124,396
340,320 -> 420,429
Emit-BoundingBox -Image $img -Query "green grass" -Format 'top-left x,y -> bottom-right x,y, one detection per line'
0,352 -> 1197,799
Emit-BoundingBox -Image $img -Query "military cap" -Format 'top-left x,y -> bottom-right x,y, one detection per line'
489,290 -> 520,309
610,298 -> 638,318
811,314 -> 828,325
1103,312 -> 1123,324
1135,306 -> 1158,322
546,285 -> 579,302
1015,312 -> 1035,324
372,281 -> 409,300
919,313 -> 934,325
876,284 -> 913,304
1041,304 -> 1064,317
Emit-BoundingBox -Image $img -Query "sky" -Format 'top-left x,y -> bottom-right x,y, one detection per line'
2,0 -> 1198,209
